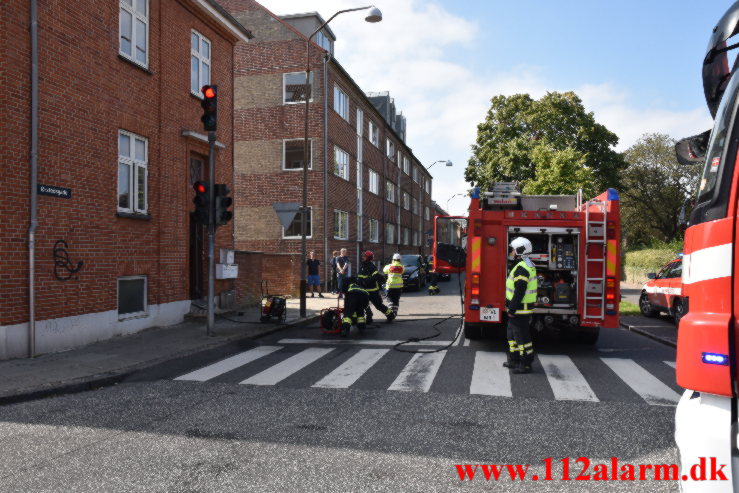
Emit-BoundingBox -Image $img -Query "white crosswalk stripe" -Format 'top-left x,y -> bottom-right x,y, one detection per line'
313,349 -> 389,389
601,357 -> 681,406
241,347 -> 334,386
174,346 -> 282,382
664,361 -> 676,369
539,354 -> 599,402
470,351 -> 511,397
388,351 -> 447,392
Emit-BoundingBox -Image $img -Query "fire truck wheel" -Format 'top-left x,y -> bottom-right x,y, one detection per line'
464,322 -> 481,339
639,292 -> 658,318
577,326 -> 599,344
672,299 -> 685,326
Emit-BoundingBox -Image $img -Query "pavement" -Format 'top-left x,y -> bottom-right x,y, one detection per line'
0,293 -> 341,405
619,281 -> 677,348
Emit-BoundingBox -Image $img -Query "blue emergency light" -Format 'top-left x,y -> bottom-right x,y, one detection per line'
702,352 -> 729,365
607,188 -> 620,201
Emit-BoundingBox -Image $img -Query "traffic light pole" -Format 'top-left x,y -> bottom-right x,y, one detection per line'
207,131 -> 216,336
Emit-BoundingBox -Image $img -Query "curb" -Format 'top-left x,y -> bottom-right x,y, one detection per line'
0,314 -> 320,407
620,322 -> 676,348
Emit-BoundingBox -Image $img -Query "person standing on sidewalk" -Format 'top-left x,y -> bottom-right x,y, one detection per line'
336,248 -> 350,299
357,250 -> 395,323
329,250 -> 339,294
383,253 -> 405,315
306,251 -> 323,298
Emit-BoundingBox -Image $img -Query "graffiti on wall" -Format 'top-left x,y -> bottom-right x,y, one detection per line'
53,240 -> 83,281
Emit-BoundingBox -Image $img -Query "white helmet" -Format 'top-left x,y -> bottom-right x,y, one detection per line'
392,253 -> 402,260
510,237 -> 532,256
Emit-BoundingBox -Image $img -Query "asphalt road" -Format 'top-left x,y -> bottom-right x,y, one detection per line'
0,278 -> 683,492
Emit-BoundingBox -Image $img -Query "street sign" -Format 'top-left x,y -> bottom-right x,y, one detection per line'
273,202 -> 301,230
38,184 -> 71,199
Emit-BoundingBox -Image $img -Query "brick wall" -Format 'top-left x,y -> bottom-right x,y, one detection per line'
234,251 -> 263,306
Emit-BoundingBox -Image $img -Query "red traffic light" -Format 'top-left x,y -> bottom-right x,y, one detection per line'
194,182 -> 207,194
202,86 -> 216,99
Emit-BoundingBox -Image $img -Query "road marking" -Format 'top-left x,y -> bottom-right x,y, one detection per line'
664,361 -> 676,368
454,334 -> 464,346
241,348 -> 333,386
174,346 -> 282,382
313,349 -> 389,389
539,354 -> 599,402
463,338 -> 471,347
601,358 -> 681,406
388,351 -> 447,392
278,338 -> 452,346
470,351 -> 511,397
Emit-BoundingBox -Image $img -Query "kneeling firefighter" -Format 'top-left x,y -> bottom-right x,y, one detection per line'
340,276 -> 370,337
504,237 -> 538,374
357,250 -> 396,323
427,269 -> 440,295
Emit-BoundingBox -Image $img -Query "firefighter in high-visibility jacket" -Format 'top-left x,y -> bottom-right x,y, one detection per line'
340,277 -> 370,337
504,237 -> 538,374
383,253 -> 405,316
357,250 -> 395,323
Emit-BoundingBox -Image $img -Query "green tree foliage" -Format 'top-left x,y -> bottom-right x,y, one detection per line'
465,92 -> 626,194
621,133 -> 701,248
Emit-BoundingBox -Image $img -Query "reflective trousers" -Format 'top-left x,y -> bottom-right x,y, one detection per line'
506,313 -> 534,366
365,290 -> 392,321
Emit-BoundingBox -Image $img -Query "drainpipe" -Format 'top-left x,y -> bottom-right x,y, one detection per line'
323,53 -> 330,286
28,0 -> 39,358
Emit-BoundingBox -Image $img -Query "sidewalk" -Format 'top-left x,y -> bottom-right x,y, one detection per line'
620,314 -> 677,348
0,293 -> 340,405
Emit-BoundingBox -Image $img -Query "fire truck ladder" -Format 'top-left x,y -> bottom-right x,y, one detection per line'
583,199 -> 607,321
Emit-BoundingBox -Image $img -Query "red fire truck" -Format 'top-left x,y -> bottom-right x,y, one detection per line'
433,182 -> 621,344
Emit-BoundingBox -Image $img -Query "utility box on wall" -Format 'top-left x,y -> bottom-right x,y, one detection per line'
216,263 -> 238,279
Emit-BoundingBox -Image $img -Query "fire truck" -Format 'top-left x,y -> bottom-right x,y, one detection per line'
673,2 -> 739,490
433,182 -> 621,344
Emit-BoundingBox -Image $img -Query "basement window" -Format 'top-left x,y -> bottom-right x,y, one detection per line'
118,276 -> 147,319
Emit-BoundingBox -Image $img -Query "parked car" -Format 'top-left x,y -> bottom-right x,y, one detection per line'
640,258 -> 685,325
399,254 -> 427,291
427,255 -> 451,281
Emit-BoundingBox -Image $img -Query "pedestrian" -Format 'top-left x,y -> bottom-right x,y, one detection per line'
336,248 -> 350,299
383,253 -> 405,315
330,250 -> 339,294
339,276 -> 370,337
357,250 -> 395,323
503,237 -> 538,374
306,251 -> 323,298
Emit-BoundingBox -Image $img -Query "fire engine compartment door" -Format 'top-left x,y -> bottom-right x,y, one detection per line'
434,216 -> 467,274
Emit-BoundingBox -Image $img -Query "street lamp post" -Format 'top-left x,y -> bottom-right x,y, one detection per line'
421,160 -> 452,254
446,193 -> 463,212
300,6 -> 382,317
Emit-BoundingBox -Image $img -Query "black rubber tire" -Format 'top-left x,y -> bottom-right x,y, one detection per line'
464,322 -> 481,339
577,326 -> 600,344
639,292 -> 658,318
673,299 -> 685,327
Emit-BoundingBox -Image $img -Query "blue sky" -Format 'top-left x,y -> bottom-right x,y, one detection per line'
259,0 -> 729,214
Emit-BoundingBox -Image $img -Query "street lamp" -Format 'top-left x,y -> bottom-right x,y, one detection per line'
420,160 -> 452,254
300,6 -> 383,317
446,193 -> 463,212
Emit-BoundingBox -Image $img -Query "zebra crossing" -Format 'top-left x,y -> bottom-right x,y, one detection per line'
174,342 -> 681,406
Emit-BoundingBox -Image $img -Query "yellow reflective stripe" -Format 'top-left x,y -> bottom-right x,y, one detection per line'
516,309 -> 533,314
471,237 -> 481,272
513,276 -> 528,282
522,342 -> 533,348
606,240 -> 617,275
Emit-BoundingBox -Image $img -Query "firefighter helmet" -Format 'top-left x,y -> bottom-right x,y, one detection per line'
363,250 -> 374,260
510,237 -> 532,256
392,253 -> 402,261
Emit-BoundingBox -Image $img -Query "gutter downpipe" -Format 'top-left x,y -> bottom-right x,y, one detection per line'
323,53 -> 330,290
28,0 -> 39,358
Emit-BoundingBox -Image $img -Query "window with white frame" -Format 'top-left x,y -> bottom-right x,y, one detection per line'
118,130 -> 148,213
369,218 -> 379,243
368,169 -> 379,194
334,210 -> 349,240
412,197 -> 418,215
369,120 -> 379,147
334,85 -> 349,121
315,30 -> 333,54
386,223 -> 395,244
283,207 -> 312,238
403,192 -> 410,210
190,30 -> 210,95
403,156 -> 410,175
386,139 -> 395,161
385,180 -> 395,202
119,0 -> 148,67
413,166 -> 419,183
413,230 -> 419,246
425,206 -> 430,221
426,179 -> 431,194
118,276 -> 147,319
334,146 -> 350,180
283,139 -> 311,170
284,72 -> 313,103
403,228 -> 410,246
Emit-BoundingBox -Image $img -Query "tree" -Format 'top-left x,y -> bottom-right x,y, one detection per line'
621,133 -> 701,247
465,91 -> 626,194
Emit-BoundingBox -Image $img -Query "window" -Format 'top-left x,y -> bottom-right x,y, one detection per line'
425,206 -> 430,221
413,166 -> 419,183
118,130 -> 147,213
403,228 -> 410,246
386,139 -> 395,161
413,230 -> 419,246
385,180 -> 395,202
334,210 -> 349,239
426,179 -> 431,194
119,0 -> 148,67
386,223 -> 395,244
403,192 -> 410,210
403,156 -> 410,175
118,276 -> 147,319
368,169 -> 379,194
283,139 -> 312,170
315,31 -> 333,54
283,207 -> 312,238
412,197 -> 418,215
190,30 -> 211,95
334,85 -> 349,121
284,72 -> 312,103
334,146 -> 350,180
369,120 -> 379,147
369,219 -> 379,243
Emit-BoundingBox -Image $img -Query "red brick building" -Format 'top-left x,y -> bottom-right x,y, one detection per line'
0,0 -> 252,359
223,1 -> 435,286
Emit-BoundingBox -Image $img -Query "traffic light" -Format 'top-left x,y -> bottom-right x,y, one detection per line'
214,183 -> 233,226
200,85 -> 218,131
193,180 -> 211,225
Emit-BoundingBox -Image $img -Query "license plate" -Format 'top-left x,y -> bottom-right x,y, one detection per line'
480,307 -> 499,322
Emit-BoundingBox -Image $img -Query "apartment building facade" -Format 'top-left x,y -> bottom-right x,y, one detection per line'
0,0 -> 251,359
223,0 -> 435,285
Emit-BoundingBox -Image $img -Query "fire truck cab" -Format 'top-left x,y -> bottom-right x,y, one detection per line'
434,182 -> 620,344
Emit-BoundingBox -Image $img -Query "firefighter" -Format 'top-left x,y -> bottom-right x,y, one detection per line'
427,266 -> 440,295
357,250 -> 395,323
383,253 -> 405,315
340,276 -> 370,337
503,237 -> 538,374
